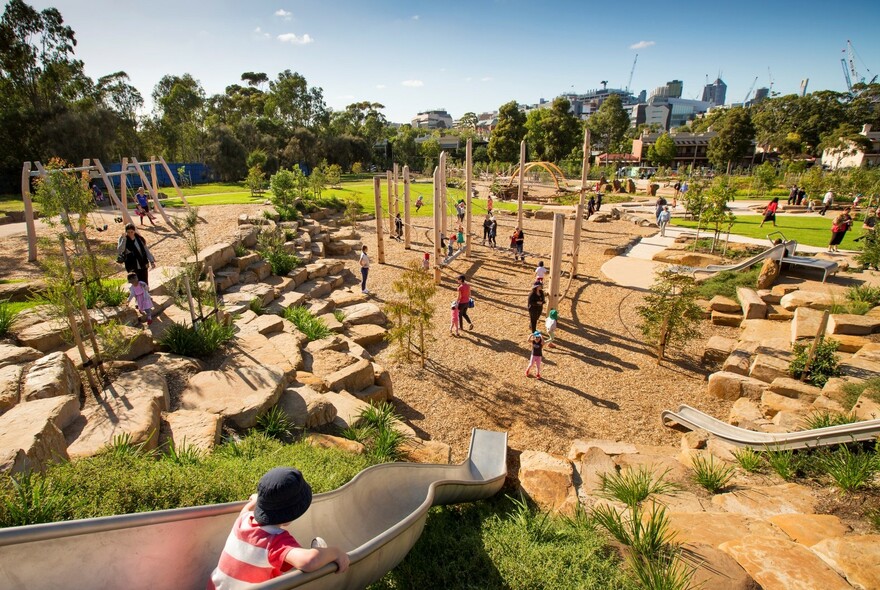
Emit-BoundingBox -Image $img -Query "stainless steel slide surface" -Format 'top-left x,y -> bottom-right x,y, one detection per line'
0,428 -> 508,590
662,404 -> 880,450
695,242 -> 787,275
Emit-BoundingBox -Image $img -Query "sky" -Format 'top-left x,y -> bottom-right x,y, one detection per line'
24,0 -> 880,124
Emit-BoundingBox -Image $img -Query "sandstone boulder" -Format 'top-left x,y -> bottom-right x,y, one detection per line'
756,257 -> 780,289
711,483 -> 816,518
761,391 -> 811,417
740,319 -> 791,343
339,303 -> 386,327
0,396 -> 79,472
160,410 -> 221,452
728,398 -> 765,427
518,450 -> 579,515
665,512 -> 787,548
767,514 -> 849,547
828,312 -> 880,336
13,308 -> 67,352
710,295 -> 741,313
305,433 -> 365,454
329,289 -> 368,308
404,439 -> 452,464
179,365 -> 284,429
568,439 -> 637,458
571,446 -> 616,495
684,543 -> 760,590
22,351 -> 81,402
321,355 -> 374,394
325,390 -> 371,429
780,290 -> 834,311
277,385 -> 337,428
712,311 -> 742,327
737,287 -> 767,319
853,392 -> 880,420
0,343 -> 42,369
347,324 -> 387,347
767,377 -> 821,402
749,354 -> 790,383
708,371 -> 767,401
811,535 -> 880,590
0,364 -> 23,415
719,535 -> 851,590
791,306 -> 826,342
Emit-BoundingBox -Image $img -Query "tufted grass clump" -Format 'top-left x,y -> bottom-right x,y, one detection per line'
690,454 -> 735,494
732,447 -> 764,473
255,406 -> 294,442
159,318 -> 235,358
814,444 -> 879,493
599,466 -> 678,507
341,402 -> 409,463
802,410 -> 860,430
0,300 -> 20,337
283,305 -> 330,341
592,502 -> 676,560
766,448 -> 800,480
628,550 -> 696,590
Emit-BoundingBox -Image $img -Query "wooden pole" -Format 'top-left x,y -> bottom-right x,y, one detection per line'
121,157 -> 129,218
801,310 -> 831,382
93,159 -> 133,226
66,297 -> 99,394
22,162 -> 37,262
465,138 -> 473,258
403,165 -> 412,249
440,152 -> 448,237
75,284 -> 105,378
433,166 -> 442,285
373,176 -> 385,264
571,128 -> 591,278
183,273 -> 198,327
386,170 -> 394,239
548,213 -> 565,311
393,163 -> 399,219
158,156 -> 189,206
130,157 -> 175,227
517,140 -> 526,229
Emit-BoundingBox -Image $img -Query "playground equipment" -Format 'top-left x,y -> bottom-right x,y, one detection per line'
20,156 -> 188,262
0,428 -> 508,590
662,405 -> 880,450
505,161 -> 568,191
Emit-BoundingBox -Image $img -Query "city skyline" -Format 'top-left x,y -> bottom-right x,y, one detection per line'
27,0 -> 880,123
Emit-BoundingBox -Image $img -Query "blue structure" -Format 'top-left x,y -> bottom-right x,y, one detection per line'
101,161 -> 214,189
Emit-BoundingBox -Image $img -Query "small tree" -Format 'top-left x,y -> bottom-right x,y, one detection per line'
309,165 -> 327,198
637,271 -> 704,363
351,162 -> 363,175
384,260 -> 436,367
326,163 -> 342,188
246,165 -> 266,197
753,162 -> 778,197
343,196 -> 363,230
269,166 -> 308,220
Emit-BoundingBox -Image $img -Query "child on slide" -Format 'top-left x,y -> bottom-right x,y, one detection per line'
208,467 -> 349,589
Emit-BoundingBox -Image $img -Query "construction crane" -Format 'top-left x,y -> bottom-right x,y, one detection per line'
625,54 -> 638,93
743,76 -> 758,104
842,40 -> 876,91
768,67 -> 774,95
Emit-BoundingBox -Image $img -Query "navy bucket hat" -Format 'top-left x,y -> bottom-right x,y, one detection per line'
254,467 -> 313,526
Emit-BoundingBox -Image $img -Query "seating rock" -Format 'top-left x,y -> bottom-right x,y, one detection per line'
160,409 -> 222,452
179,365 -> 284,429
277,385 -> 337,428
0,396 -> 79,473
22,351 -> 82,402
708,371 -> 766,401
517,450 -> 579,515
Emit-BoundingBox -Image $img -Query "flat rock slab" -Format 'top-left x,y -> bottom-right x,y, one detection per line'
404,439 -> 452,464
811,535 -> 880,590
853,341 -> 880,362
703,335 -> 736,366
749,354 -> 790,384
613,451 -> 692,486
340,303 -> 387,326
323,357 -> 375,394
265,291 -> 307,315
768,377 -> 822,402
224,283 -> 276,307
318,313 -> 345,333
518,450 -> 578,515
740,319 -> 791,343
683,542 -> 761,590
277,385 -> 337,428
780,290 -> 834,311
710,295 -> 741,313
568,438 -> 638,458
179,365 -> 284,429
329,289 -> 368,308
711,483 -> 817,518
326,390 -> 371,429
719,535 -> 852,590
853,393 -> 880,420
305,433 -> 365,454
708,371 -> 767,401
666,512 -> 788,548
240,314 -> 284,336
22,351 -> 82,402
64,368 -> 168,459
831,334 -> 869,353
712,311 -> 742,327
791,306 -> 825,342
0,396 -> 79,473
160,409 -> 222,452
728,398 -> 765,426
0,343 -> 42,369
767,514 -> 849,547
827,313 -> 880,336
737,287 -> 767,319
136,352 -> 205,379
838,356 -> 880,380
346,324 -> 388,347
227,333 -> 297,383
723,350 -> 752,376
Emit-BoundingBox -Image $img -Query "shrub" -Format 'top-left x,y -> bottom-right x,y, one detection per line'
690,454 -> 735,493
0,300 -> 19,337
766,448 -> 800,480
248,297 -> 265,316
256,406 -> 294,442
789,338 -> 840,387
814,445 -> 879,492
802,411 -> 860,430
0,470 -> 68,527
696,268 -> 759,300
637,271 -> 704,362
163,439 -> 203,466
257,228 -> 302,276
233,243 -> 248,257
341,401 -> 409,462
599,466 -> 677,507
99,280 -> 128,306
732,448 -> 764,473
103,432 -> 153,459
283,305 -> 330,341
333,309 -> 345,323
159,318 -> 235,358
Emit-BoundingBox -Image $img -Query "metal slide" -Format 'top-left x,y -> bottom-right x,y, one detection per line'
0,428 -> 508,590
690,241 -> 789,276
662,404 -> 880,450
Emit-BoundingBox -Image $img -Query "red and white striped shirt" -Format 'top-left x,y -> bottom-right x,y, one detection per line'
208,508 -> 301,590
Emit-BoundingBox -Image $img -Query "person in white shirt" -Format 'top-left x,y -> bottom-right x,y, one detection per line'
534,261 -> 548,283
821,190 -> 834,216
359,245 -> 370,294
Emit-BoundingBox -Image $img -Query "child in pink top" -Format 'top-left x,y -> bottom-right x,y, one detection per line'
127,272 -> 154,325
450,300 -> 460,336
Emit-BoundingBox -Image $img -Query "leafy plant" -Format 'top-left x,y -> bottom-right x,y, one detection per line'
257,228 -> 301,276
599,466 -> 677,507
592,503 -> 675,560
103,432 -> 153,459
159,318 -> 234,358
248,297 -> 265,316
628,551 -> 696,590
802,411 -> 860,430
732,448 -> 764,473
93,320 -> 135,360
507,494 -> 555,544
233,243 -> 248,257
766,448 -> 800,480
256,406 -> 294,442
789,338 -> 840,387
0,300 -> 19,337
283,305 -> 330,341
332,309 -> 345,323
384,259 -> 437,367
163,438 -> 203,466
814,445 -> 879,492
637,271 -> 705,363
340,402 -> 410,462
690,454 -> 735,494
1,470 -> 68,527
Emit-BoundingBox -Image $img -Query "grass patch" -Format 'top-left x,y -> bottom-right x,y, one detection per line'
248,297 -> 265,316
341,402 -> 410,462
732,448 -> 764,473
814,445 -> 879,492
672,214 -> 860,250
766,448 -> 800,480
0,300 -> 21,337
370,495 -> 636,590
162,193 -> 265,208
158,318 -> 235,358
696,267 -> 759,300
840,378 -> 880,410
801,411 -> 860,430
283,305 -> 330,341
690,454 -> 734,494
599,466 -> 677,507
0,432 -> 374,527
332,309 -> 345,323
592,502 -> 676,560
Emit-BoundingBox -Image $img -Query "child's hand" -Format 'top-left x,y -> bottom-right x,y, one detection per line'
334,551 -> 350,573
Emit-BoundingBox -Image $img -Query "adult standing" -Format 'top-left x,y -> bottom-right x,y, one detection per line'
655,195 -> 668,224
456,274 -> 473,331
117,223 -> 156,285
821,190 -> 834,216
596,192 -> 603,211
797,187 -> 806,205
488,216 -> 497,248
515,227 -> 525,262
828,207 -> 853,253
759,197 -> 780,228
359,245 -> 370,294
527,282 -> 545,333
456,201 -> 465,223
787,185 -> 798,206
482,215 -> 492,245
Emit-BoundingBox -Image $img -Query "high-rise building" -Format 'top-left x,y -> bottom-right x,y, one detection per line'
753,87 -> 769,102
701,78 -> 727,106
649,80 -> 684,100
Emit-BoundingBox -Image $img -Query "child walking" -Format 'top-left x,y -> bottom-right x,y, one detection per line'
422,252 -> 430,271
127,272 -> 154,325
208,467 -> 349,589
450,300 -> 460,336
456,226 -> 465,251
658,206 -> 671,237
525,331 -> 544,379
545,309 -> 558,348
534,260 -> 548,284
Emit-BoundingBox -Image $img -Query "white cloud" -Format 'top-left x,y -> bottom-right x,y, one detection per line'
275,9 -> 293,20
401,80 -> 424,87
629,40 -> 655,49
481,76 -> 493,82
254,27 -> 270,38
412,15 -> 420,20
376,84 -> 387,89
277,33 -> 314,45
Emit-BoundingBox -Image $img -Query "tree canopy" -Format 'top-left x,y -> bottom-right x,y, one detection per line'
587,95 -> 630,154
488,101 -> 527,163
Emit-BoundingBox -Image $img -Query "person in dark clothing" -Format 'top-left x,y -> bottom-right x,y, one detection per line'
456,274 -> 473,330
482,215 -> 492,245
515,228 -> 525,262
527,282 -> 545,333
655,196 -> 668,223
488,217 -> 497,248
587,195 -> 596,217
596,192 -> 603,211
797,188 -> 806,205
116,223 -> 156,285
787,185 -> 798,206
394,213 -> 403,239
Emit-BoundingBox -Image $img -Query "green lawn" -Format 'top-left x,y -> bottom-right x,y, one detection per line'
162,192 -> 263,208
671,214 -> 863,250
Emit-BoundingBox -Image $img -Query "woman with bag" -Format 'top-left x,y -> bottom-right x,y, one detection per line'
117,223 -> 156,285
527,281 -> 545,333
828,207 -> 853,253
456,274 -> 473,331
